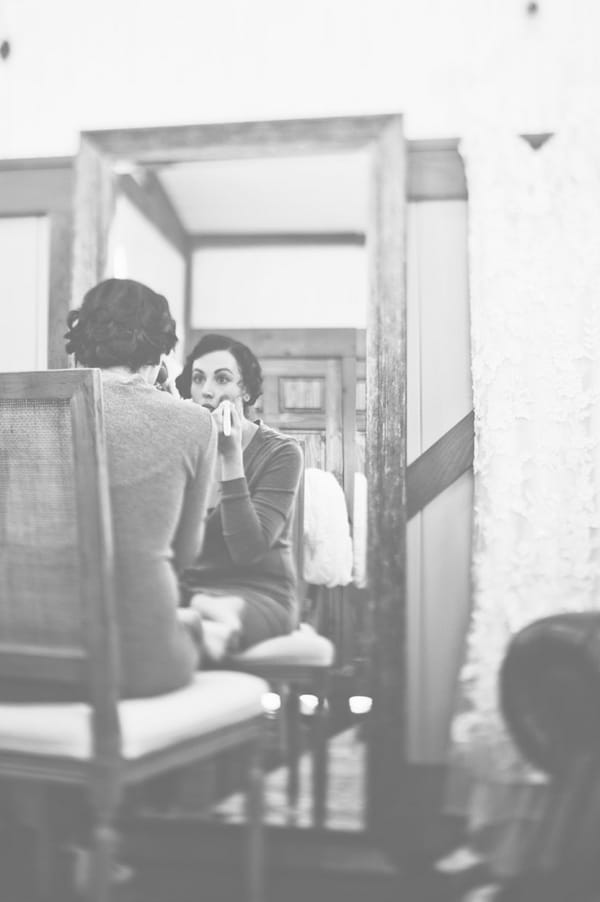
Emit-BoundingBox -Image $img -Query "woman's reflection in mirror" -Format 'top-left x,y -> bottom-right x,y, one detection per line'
176,334 -> 303,662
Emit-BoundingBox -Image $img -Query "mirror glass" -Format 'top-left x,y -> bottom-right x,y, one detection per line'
105,148 -> 373,832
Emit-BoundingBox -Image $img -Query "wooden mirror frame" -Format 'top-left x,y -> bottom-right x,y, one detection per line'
72,115 -> 407,860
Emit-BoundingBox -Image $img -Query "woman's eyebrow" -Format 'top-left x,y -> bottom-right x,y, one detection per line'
214,368 -> 234,376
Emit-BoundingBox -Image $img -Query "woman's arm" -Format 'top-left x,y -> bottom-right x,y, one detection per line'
173,413 -> 218,571
219,440 -> 303,566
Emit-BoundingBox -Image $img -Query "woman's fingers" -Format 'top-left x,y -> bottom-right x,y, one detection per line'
156,354 -> 182,397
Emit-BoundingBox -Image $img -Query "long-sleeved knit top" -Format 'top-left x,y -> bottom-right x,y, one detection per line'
183,423 -> 303,647
102,374 -> 216,696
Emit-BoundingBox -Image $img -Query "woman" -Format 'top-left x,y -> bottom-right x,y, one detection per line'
176,333 -> 303,661
65,278 -> 216,697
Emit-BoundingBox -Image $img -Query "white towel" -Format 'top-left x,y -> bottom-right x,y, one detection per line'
303,468 -> 353,587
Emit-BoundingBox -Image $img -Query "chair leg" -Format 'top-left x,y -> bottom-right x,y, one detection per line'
244,735 -> 265,902
12,782 -> 61,900
86,777 -> 122,902
87,821 -> 119,902
285,686 -> 301,813
33,794 -> 60,901
311,676 -> 330,829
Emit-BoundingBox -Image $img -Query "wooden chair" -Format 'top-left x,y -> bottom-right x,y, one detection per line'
0,369 -> 268,902
228,468 -> 335,829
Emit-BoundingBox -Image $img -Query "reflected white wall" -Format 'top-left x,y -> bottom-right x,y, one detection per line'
108,195 -> 186,358
191,245 -> 367,330
406,200 -> 473,764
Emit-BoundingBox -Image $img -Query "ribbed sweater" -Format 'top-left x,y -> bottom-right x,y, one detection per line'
183,423 -> 303,641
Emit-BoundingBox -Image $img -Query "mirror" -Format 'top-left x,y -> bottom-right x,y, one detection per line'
72,116 -> 406,857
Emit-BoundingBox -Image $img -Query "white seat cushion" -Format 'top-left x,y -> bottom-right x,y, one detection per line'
0,671 -> 268,761
230,625 -> 334,667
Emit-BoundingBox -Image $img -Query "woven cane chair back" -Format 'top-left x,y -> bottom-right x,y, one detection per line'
0,369 -> 118,722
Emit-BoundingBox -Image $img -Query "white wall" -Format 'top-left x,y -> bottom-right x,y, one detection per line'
0,0 -> 599,159
191,245 -> 367,330
0,216 -> 48,371
108,195 -> 186,359
406,201 -> 473,763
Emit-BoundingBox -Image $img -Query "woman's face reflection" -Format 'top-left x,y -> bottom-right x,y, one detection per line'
191,349 -> 245,416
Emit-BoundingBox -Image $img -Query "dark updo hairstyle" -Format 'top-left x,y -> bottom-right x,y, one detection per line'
176,334 -> 263,414
64,278 -> 177,371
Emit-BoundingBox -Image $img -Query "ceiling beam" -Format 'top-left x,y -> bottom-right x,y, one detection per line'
190,232 -> 365,249
117,171 -> 188,255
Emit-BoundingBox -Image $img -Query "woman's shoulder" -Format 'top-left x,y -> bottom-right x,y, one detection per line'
256,423 -> 302,457
252,424 -> 303,474
132,385 -> 214,442
162,392 -> 213,434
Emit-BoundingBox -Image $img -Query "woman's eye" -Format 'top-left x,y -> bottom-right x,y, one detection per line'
192,373 -> 204,384
216,375 -> 231,385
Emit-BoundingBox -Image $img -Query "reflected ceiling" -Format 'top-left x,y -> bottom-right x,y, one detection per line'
155,152 -> 370,234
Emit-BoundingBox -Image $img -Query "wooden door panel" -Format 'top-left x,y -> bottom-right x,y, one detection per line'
279,377 -> 325,412
282,431 -> 326,469
256,357 -> 344,482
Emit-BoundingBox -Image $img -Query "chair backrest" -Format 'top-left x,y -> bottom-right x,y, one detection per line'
0,369 -> 120,755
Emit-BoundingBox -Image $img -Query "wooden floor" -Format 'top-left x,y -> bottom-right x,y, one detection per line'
133,708 -> 368,833
119,741 -> 459,902
210,724 -> 366,831
127,822 -> 402,902
1,734 -> 468,901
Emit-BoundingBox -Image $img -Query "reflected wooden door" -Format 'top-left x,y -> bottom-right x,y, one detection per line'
255,357 -> 343,481
255,355 -> 365,673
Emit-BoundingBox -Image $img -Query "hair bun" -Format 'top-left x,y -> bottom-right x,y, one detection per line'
64,278 -> 177,369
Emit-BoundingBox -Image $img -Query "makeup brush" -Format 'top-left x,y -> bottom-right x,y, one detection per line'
223,401 -> 232,436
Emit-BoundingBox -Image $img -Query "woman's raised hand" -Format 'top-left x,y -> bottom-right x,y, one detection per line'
212,400 -> 245,480
155,353 -> 182,397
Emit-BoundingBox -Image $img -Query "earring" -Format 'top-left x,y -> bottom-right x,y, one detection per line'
243,394 -> 250,402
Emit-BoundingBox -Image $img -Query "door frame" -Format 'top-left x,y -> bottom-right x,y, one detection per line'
0,157 -> 73,368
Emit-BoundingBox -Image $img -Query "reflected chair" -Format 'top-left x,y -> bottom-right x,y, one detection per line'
228,468 -> 335,828
0,369 -> 268,902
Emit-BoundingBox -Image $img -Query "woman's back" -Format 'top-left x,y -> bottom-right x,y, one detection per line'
102,374 -> 215,696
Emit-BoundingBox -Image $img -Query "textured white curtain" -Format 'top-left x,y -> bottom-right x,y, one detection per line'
447,122 -> 600,873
